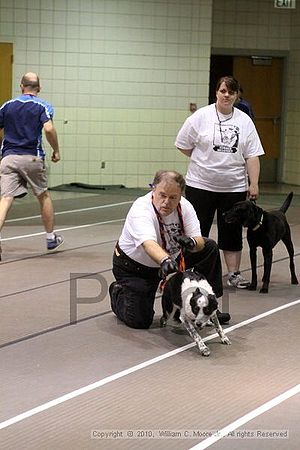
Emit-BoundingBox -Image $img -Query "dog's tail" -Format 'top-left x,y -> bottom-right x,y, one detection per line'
280,192 -> 293,213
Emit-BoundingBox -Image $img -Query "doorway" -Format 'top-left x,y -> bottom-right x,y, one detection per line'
209,54 -> 284,183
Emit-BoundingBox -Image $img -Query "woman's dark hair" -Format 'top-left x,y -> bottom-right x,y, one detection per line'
216,76 -> 239,93
151,170 -> 186,193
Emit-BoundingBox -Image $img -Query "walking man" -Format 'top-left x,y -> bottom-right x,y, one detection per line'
0,72 -> 63,259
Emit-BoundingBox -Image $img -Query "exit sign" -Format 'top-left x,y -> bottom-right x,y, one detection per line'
274,0 -> 296,8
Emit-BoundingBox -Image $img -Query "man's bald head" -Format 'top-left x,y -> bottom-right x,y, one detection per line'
20,72 -> 40,94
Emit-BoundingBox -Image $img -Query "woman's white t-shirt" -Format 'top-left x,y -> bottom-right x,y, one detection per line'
175,103 -> 265,192
119,191 -> 201,267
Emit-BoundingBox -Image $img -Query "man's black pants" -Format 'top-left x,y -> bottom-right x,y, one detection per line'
110,238 -> 223,329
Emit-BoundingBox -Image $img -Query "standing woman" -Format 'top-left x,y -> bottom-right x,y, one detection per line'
175,76 -> 265,288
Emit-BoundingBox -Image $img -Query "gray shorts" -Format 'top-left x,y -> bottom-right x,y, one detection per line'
0,154 -> 48,198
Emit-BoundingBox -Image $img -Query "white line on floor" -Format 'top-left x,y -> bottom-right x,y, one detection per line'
6,201 -> 133,223
1,218 -> 125,241
0,298 -> 299,431
189,383 -> 300,450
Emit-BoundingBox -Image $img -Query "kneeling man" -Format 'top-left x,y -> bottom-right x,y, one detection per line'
109,170 -> 230,329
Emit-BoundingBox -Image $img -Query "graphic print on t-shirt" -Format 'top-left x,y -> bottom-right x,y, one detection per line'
213,122 -> 239,153
162,222 -> 182,257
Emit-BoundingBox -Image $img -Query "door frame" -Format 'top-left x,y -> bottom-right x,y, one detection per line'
210,48 -> 288,183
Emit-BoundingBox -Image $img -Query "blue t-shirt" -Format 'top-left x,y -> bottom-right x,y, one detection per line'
0,94 -> 53,159
235,98 -> 254,120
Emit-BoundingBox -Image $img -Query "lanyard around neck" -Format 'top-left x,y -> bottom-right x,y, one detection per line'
151,197 -> 185,250
153,199 -> 186,290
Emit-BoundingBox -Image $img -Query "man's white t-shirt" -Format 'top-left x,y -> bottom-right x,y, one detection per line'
175,103 -> 265,192
119,191 -> 201,267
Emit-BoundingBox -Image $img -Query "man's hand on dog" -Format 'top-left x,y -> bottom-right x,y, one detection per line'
175,235 -> 196,252
160,257 -> 178,276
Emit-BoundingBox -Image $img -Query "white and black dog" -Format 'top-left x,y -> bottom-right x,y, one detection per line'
160,270 -> 231,356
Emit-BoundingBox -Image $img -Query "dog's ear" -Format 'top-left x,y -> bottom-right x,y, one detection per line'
207,294 -> 218,311
203,294 -> 218,316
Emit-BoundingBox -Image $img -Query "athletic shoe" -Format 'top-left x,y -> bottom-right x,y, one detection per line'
47,234 -> 64,251
227,271 -> 250,289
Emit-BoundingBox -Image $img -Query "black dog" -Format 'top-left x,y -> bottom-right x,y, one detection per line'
224,192 -> 298,293
160,270 -> 231,356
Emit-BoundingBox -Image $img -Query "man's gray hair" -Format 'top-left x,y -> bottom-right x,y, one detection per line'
151,170 -> 186,193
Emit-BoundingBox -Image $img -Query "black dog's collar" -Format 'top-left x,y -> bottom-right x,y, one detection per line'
252,214 -> 264,231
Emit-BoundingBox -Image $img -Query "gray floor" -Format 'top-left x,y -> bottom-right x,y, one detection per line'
0,184 -> 300,450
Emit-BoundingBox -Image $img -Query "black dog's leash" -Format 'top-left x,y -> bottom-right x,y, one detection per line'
249,198 -> 264,231
252,214 -> 264,231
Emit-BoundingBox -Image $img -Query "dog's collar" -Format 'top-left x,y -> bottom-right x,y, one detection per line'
252,213 -> 264,231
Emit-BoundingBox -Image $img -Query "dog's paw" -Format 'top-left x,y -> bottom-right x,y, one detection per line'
200,347 -> 210,357
291,277 -> 299,285
160,317 -> 167,327
259,287 -> 268,294
222,336 -> 231,345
